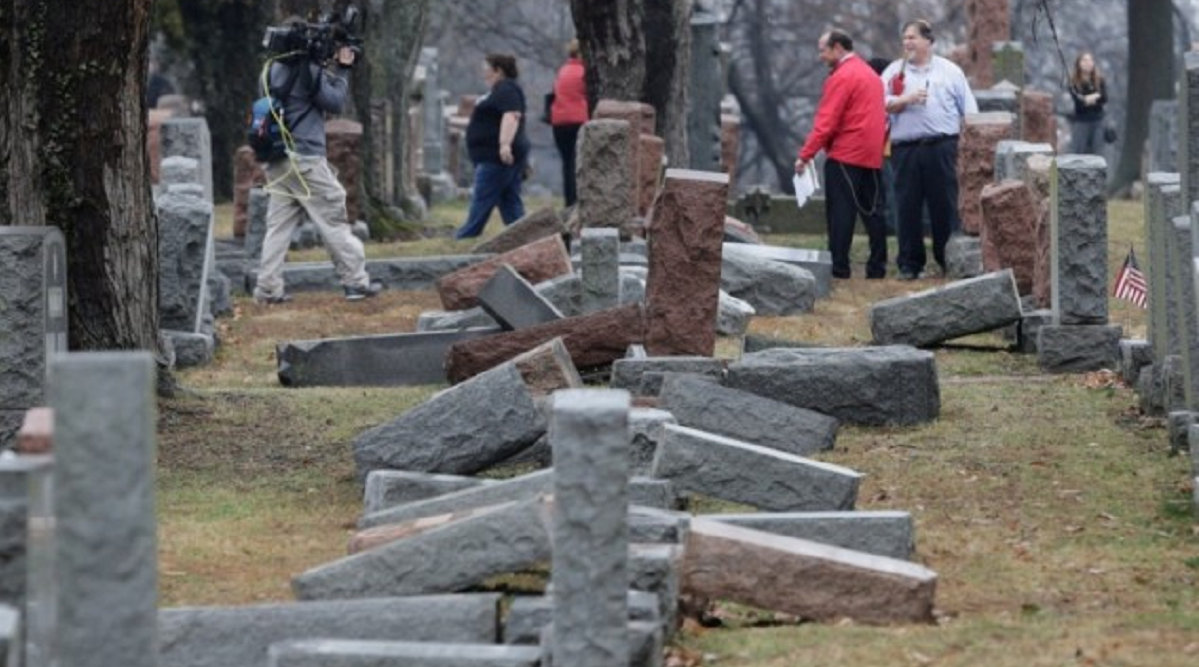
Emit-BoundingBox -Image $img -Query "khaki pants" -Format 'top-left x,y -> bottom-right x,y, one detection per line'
254,155 -> 369,299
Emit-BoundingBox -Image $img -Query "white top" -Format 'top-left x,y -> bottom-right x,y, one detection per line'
881,55 -> 978,143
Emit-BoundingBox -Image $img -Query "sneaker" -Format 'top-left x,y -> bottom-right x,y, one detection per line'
344,282 -> 384,301
254,292 -> 293,305
897,270 -> 925,281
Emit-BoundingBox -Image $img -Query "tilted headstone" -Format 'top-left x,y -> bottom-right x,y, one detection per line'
363,470 -> 493,516
1050,155 -> 1108,324
268,639 -> 541,667
359,469 -> 553,530
722,243 -> 832,298
550,390 -> 631,667
720,245 -> 819,313
0,227 -> 67,448
471,208 -> 565,256
43,353 -> 157,667
958,112 -> 1016,235
477,264 -> 564,330
710,511 -> 914,561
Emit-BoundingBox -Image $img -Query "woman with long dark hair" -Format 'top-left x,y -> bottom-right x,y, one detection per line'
1068,52 -> 1108,155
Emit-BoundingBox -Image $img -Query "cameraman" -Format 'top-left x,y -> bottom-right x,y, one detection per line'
253,44 -> 383,304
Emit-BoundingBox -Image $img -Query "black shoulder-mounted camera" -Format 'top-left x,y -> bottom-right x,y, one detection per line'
262,5 -> 363,65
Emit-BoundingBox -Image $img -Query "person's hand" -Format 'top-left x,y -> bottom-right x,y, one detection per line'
335,46 -> 355,67
909,86 -> 928,106
795,157 -> 807,175
1085,92 -> 1099,105
499,144 -> 514,165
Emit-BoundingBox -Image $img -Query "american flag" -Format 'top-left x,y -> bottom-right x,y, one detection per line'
1112,246 -> 1148,309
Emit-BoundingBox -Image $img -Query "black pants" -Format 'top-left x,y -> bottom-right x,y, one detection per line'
553,123 -> 583,207
892,137 -> 960,274
823,158 -> 887,278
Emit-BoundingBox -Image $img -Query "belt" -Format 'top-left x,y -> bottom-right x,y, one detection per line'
891,134 -> 958,148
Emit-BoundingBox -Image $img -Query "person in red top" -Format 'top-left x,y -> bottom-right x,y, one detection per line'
795,29 -> 888,280
550,39 -> 589,207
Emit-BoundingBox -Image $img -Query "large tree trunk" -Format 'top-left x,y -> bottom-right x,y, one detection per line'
0,0 -> 161,355
1114,0 -> 1173,193
353,0 -> 429,238
643,0 -> 692,167
571,0 -> 647,107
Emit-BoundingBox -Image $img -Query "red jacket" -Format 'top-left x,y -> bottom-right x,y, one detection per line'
551,58 -> 589,126
798,53 -> 886,169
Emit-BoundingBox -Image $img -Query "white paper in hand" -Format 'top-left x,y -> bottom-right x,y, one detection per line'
793,167 -> 819,209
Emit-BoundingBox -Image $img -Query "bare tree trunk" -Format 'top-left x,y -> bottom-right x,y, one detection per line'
353,0 -> 429,237
571,0 -> 647,106
1,0 -> 161,356
1114,0 -> 1173,193
643,0 -> 692,167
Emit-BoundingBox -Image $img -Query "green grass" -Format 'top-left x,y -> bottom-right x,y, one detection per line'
161,198 -> 1199,665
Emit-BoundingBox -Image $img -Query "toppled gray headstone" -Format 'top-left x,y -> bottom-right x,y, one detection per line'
353,362 -> 545,478
294,496 -> 551,600
478,264 -> 564,330
362,470 -> 493,516
359,469 -> 553,529
720,244 -> 818,315
869,270 -> 1023,347
651,424 -> 860,511
726,346 -> 940,426
717,290 -> 755,335
611,356 -> 726,396
160,595 -> 502,667
721,243 -> 832,298
504,591 -> 659,645
709,511 -> 914,560
629,408 -> 677,475
657,373 -> 837,456
268,640 -> 541,667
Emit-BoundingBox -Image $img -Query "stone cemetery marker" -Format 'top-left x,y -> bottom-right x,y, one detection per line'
46,352 -> 157,667
1050,155 -> 1108,324
0,227 -> 67,448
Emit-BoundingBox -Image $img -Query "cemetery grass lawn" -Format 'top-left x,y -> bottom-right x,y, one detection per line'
161,199 -> 1198,663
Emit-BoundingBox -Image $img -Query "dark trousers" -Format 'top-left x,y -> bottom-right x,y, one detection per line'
553,123 -> 583,207
823,158 -> 887,278
456,161 -> 525,239
892,137 -> 960,274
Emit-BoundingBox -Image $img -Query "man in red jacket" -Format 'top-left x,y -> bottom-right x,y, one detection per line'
796,29 -> 888,280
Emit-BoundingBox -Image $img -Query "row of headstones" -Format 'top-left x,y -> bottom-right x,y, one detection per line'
1117,52 -> 1199,515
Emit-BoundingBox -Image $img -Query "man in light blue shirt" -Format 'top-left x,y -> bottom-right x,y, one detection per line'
881,19 -> 978,280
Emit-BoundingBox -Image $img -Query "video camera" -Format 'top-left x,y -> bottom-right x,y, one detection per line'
262,5 -> 362,65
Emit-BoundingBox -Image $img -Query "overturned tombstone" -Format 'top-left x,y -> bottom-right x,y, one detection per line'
504,591 -> 660,645
437,234 -> 573,310
710,511 -> 914,561
276,327 -> 500,387
352,362 -> 546,478
610,352 -> 727,397
680,518 -> 937,624
945,234 -> 983,280
720,243 -> 818,315
651,424 -> 860,511
656,373 -> 838,456
869,269 -> 1023,347
160,595 -> 502,667
445,303 -> 645,383
294,496 -> 552,600
726,346 -> 940,426
359,469 -> 553,529
477,263 -> 564,330
363,470 -> 493,516
268,640 -> 542,667
472,207 -> 565,255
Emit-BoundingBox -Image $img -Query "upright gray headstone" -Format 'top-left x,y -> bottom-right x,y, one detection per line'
550,389 -> 630,667
158,191 -> 215,333
1180,52 -> 1199,217
160,117 -> 214,204
0,454 -> 52,667
245,188 -> 269,265
577,120 -> 634,230
1050,155 -> 1108,324
1149,100 -> 1179,173
581,228 -> 622,313
688,11 -> 723,171
21,456 -> 53,667
47,353 -> 157,667
1175,210 -> 1199,409
0,227 -> 67,449
419,48 -> 445,174
1145,173 -> 1183,362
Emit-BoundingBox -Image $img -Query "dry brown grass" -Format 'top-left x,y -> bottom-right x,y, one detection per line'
160,199 -> 1197,664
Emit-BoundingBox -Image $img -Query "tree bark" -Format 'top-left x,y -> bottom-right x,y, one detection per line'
1114,0 -> 1173,193
643,0 -> 692,168
571,0 -> 647,108
353,0 -> 429,237
1,0 -> 161,356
